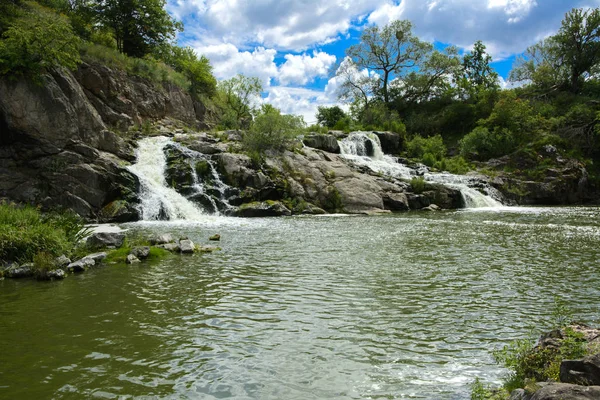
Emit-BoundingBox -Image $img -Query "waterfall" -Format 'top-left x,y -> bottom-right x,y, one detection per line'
339,132 -> 503,208
127,136 -> 207,220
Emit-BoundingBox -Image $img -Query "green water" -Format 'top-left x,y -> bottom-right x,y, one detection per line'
1,207 -> 599,399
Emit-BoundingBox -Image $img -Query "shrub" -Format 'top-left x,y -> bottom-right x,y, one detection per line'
410,177 -> 426,194
434,156 -> 472,174
406,134 -> 447,161
32,251 -> 58,280
242,104 -> 305,154
0,2 -> 81,79
459,126 -> 517,161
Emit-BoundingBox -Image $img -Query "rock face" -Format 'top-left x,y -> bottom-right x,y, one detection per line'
561,354 -> 600,386
528,383 -> 600,400
86,233 -> 125,249
302,134 -> 341,154
0,60 -> 213,221
372,131 -> 403,155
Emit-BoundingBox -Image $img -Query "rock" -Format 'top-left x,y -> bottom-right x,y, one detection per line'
46,269 -> 65,280
179,239 -> 195,253
161,243 -> 181,252
149,234 -> 174,245
406,193 -> 430,210
382,192 -> 409,211
422,204 -> 440,211
66,257 -> 95,273
126,254 -> 141,264
84,252 -> 107,263
373,131 -> 403,155
209,234 -> 221,241
509,389 -> 528,400
98,200 -> 139,223
6,264 -> 34,279
86,232 -> 125,249
55,255 -> 72,268
130,246 -> 150,260
560,353 -> 600,385
302,134 -> 341,154
529,383 -> 600,400
198,245 -> 220,252
236,201 -> 292,217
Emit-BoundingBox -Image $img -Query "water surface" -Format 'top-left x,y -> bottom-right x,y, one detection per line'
1,207 -> 599,399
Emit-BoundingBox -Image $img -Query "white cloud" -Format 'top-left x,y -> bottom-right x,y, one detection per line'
278,51 -> 337,86
263,85 -> 341,124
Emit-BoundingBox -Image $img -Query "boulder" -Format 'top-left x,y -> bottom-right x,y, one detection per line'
422,204 -> 440,211
84,252 -> 107,263
209,234 -> 221,241
86,232 -> 125,249
179,239 -> 195,253
126,254 -> 141,264
373,131 -> 403,155
236,201 -> 292,217
149,234 -> 174,245
302,134 -> 341,154
130,246 -> 150,260
46,269 -> 65,280
5,264 -> 34,279
382,192 -> 409,211
560,353 -> 600,385
55,255 -> 72,268
529,383 -> 600,400
66,257 -> 95,273
161,243 -> 181,252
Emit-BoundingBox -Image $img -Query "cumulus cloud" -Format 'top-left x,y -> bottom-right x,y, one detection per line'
278,52 -> 337,86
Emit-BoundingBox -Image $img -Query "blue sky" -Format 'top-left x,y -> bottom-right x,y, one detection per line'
167,0 -> 600,123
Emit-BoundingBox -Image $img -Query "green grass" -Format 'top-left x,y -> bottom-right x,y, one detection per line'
105,245 -> 171,264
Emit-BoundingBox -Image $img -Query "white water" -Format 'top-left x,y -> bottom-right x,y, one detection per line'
127,136 -> 206,220
339,132 -> 503,208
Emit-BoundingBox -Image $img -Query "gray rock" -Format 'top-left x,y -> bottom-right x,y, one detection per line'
55,255 -> 72,268
302,134 -> 341,154
150,234 -> 174,245
509,389 -> 529,400
209,234 -> 221,241
126,254 -> 141,264
66,257 -> 95,272
529,383 -> 600,399
236,201 -> 292,217
179,239 -> 195,253
86,232 -> 125,249
161,243 -> 181,252
84,252 -> 107,263
46,269 -> 66,280
422,204 -> 440,211
198,245 -> 220,252
561,353 -> 600,385
6,264 -> 34,279
373,131 -> 403,155
130,246 -> 150,260
382,192 -> 409,211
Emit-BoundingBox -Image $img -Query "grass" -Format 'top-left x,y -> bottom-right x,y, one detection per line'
410,177 -> 426,194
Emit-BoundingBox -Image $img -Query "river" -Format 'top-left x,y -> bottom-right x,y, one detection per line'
1,207 -> 599,399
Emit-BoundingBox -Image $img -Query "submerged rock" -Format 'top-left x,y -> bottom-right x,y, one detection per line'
209,234 -> 221,241
126,254 -> 141,264
179,239 -> 195,253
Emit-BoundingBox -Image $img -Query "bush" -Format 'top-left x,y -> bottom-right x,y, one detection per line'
434,156 -> 472,174
0,2 -> 81,79
406,134 -> 447,161
459,126 -> 518,160
410,177 -> 426,194
242,104 -> 305,154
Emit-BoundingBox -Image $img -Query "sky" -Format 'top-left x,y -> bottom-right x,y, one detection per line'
166,0 -> 600,124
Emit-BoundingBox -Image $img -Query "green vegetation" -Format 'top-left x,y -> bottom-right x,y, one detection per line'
409,177 -> 426,194
0,202 -> 87,264
242,104 -> 305,155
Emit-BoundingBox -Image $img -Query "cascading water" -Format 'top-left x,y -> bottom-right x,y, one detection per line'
127,136 -> 207,220
339,132 -> 503,208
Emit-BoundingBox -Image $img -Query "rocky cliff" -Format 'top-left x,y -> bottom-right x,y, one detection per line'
0,62 -> 207,221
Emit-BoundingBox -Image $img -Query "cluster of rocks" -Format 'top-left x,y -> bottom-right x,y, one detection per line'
509,324 -> 600,400
1,231 -> 221,281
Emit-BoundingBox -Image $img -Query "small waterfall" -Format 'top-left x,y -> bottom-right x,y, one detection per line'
339,132 -> 503,208
127,136 -> 207,220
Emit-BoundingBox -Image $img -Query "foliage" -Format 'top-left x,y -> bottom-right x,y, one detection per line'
217,74 -> 263,129
470,378 -> 508,400
0,2 -> 81,79
0,203 -> 71,263
316,106 -> 347,128
344,20 -> 431,105
242,104 -> 305,154
405,134 -> 447,162
94,0 -> 182,58
42,208 -> 92,244
435,156 -> 472,175
461,40 -> 499,96
410,177 -> 426,194
32,251 -> 58,280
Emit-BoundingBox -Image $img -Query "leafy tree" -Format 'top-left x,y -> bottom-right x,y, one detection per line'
345,20 -> 430,105
509,38 -> 565,91
243,104 -> 305,153
156,44 -> 217,98
94,0 -> 182,58
335,57 -> 378,112
553,7 -> 600,93
458,40 -> 499,100
217,74 -> 263,129
0,2 -> 81,78
316,105 -> 347,128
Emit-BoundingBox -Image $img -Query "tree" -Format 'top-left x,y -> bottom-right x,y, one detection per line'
243,104 -> 305,153
316,106 -> 347,128
345,20 -> 430,105
217,74 -> 263,129
95,0 -> 182,58
461,40 -> 499,95
553,7 -> 600,93
509,38 -> 565,91
335,57 -> 378,113
0,2 -> 81,78
156,44 -> 217,98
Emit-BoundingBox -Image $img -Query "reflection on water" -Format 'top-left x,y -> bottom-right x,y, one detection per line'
1,207 -> 599,399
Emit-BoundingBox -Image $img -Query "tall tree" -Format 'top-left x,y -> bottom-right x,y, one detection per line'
95,0 -> 182,58
553,7 -> 600,93
461,40 -> 498,93
316,106 -> 347,128
217,74 -> 263,129
344,20 -> 430,105
335,57 -> 378,113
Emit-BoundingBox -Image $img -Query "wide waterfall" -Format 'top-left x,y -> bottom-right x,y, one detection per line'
127,136 -> 207,220
339,132 -> 503,208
